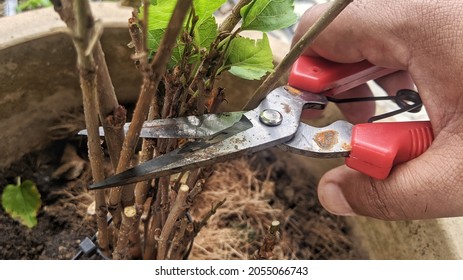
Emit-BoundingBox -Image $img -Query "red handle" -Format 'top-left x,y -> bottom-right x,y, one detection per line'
289,56 -> 433,179
288,56 -> 396,95
345,121 -> 433,179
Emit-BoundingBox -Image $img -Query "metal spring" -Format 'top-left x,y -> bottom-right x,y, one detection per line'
327,89 -> 423,123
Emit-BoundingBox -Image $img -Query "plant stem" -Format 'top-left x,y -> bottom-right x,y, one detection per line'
113,206 -> 137,259
53,1 -> 125,171
243,0 -> 354,110
159,176 -> 170,227
53,0 -> 127,255
253,220 -> 280,259
108,0 -> 193,219
66,0 -> 110,256
168,216 -> 188,259
128,12 -> 147,68
193,199 -> 226,235
94,43 -> 126,170
218,0 -> 252,34
143,187 -> 163,259
157,184 -> 190,260
125,3 -> 159,259
131,111 -> 158,258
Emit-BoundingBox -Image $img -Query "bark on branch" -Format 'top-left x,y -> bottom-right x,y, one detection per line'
252,220 -> 280,260
51,0 -> 112,255
113,206 -> 137,259
157,184 -> 190,260
218,0 -> 252,34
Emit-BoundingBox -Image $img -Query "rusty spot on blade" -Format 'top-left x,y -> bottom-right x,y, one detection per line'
313,130 -> 338,150
341,142 -> 352,151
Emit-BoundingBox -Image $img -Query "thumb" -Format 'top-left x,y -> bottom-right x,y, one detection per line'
317,153 -> 463,220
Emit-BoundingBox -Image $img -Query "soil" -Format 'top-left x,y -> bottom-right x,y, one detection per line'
0,138 -> 364,260
0,140 -> 98,260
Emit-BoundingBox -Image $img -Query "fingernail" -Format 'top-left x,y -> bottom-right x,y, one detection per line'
319,183 -> 356,216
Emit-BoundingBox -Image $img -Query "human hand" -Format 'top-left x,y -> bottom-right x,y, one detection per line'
293,0 -> 463,220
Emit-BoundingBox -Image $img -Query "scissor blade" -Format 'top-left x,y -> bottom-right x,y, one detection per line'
89,85 -> 313,190
89,106 -> 300,189
78,112 -> 245,138
279,120 -> 353,158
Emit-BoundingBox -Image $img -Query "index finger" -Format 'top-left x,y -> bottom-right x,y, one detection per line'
292,2 -> 411,70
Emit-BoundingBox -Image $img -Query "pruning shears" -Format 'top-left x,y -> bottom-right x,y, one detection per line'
83,56 -> 434,190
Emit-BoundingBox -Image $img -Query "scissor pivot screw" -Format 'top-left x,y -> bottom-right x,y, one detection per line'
259,109 -> 283,126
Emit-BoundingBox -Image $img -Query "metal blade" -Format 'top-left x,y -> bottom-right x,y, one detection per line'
279,120 -> 353,158
89,86 -> 305,190
78,112 -> 246,138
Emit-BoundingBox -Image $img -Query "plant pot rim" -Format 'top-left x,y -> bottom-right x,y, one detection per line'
0,2 -> 132,50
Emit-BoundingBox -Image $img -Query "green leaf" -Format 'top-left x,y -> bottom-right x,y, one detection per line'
148,29 -> 184,69
1,179 -> 41,228
147,29 -> 165,51
241,0 -> 298,32
222,34 -> 274,80
146,0 -> 223,67
193,0 -> 226,25
147,0 -> 224,30
170,44 -> 185,68
17,0 -> 51,12
194,16 -> 218,50
147,0 -> 178,30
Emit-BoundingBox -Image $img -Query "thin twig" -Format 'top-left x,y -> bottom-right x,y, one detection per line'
194,199 -> 226,235
218,0 -> 252,34
159,176 -> 170,227
243,0 -> 354,110
168,217 -> 188,259
126,1 -> 158,259
131,119 -> 157,259
128,15 -> 145,67
157,184 -> 190,260
54,0 -> 111,256
143,186 -> 163,259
